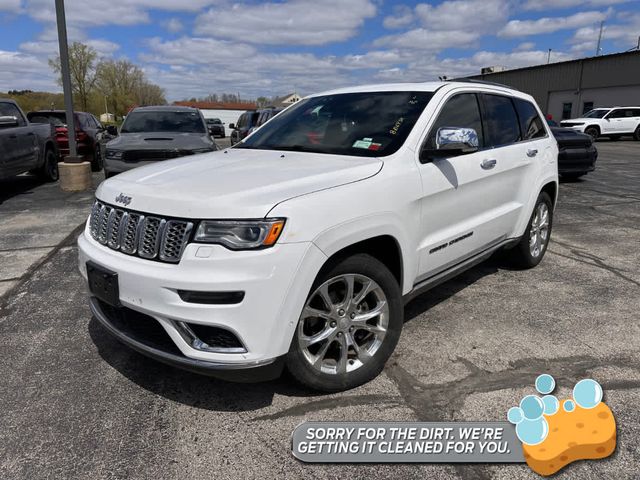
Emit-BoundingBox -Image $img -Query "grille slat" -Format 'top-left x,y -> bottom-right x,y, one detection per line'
89,201 -> 192,263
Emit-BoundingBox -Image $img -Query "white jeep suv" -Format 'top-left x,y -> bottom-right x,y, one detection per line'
79,81 -> 558,391
560,107 -> 640,140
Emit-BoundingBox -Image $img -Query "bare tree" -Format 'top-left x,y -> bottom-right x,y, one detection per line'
48,42 -> 98,111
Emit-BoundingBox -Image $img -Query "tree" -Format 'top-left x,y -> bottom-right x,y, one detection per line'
48,42 -> 98,111
135,81 -> 166,106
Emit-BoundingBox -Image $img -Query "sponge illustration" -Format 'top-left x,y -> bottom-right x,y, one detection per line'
507,376 -> 616,476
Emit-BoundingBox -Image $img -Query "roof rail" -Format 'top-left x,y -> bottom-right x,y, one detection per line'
448,78 -> 518,90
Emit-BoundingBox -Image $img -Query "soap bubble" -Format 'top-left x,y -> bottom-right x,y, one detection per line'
520,395 -> 545,420
564,399 -> 575,412
535,374 -> 556,394
542,395 -> 559,415
573,379 -> 603,409
516,417 -> 549,445
507,407 -> 524,424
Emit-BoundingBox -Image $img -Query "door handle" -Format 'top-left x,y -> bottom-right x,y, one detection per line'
481,159 -> 497,170
527,149 -> 538,157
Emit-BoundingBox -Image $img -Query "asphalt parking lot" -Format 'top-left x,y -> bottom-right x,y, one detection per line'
1,140 -> 639,479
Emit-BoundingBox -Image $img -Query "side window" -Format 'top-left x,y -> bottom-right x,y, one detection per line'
633,109 -> 640,117
606,109 -> 624,118
0,103 -> 26,126
237,114 -> 246,128
513,98 -> 546,140
425,93 -> 484,150
481,94 -> 521,147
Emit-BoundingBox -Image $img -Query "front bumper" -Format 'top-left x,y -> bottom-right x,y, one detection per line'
78,226 -> 328,375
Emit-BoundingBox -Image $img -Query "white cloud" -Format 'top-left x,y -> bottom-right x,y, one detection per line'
383,5 -> 414,29
569,12 -> 640,51
0,0 -> 21,12
163,18 -> 183,33
415,0 -> 511,33
523,0 -> 634,11
514,42 -> 536,51
499,9 -> 611,37
194,0 -> 376,45
373,28 -> 479,51
0,49 -> 57,91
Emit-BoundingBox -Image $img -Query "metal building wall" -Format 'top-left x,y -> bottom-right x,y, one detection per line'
467,51 -> 640,118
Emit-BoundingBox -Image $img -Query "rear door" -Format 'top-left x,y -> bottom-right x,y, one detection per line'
604,109 -> 627,133
415,91 -> 522,279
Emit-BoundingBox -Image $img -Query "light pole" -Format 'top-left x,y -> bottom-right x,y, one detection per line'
55,0 -> 77,159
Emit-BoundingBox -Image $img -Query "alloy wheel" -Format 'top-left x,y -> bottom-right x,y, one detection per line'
529,202 -> 550,258
297,274 -> 389,375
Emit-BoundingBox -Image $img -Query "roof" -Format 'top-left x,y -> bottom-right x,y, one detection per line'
173,101 -> 258,110
467,49 -> 640,78
312,80 -> 520,98
133,105 -> 199,112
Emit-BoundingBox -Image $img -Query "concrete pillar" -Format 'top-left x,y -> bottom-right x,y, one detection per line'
59,160 -> 92,192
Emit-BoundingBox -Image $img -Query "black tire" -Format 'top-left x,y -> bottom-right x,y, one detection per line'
38,148 -> 59,182
561,173 -> 585,180
585,127 -> 599,140
508,192 -> 553,269
91,147 -> 103,172
634,126 -> 640,141
286,254 -> 403,392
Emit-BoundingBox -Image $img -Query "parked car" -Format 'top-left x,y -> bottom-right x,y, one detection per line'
103,106 -> 217,178
548,120 -> 597,180
560,107 -> 640,140
27,110 -> 113,172
229,110 -> 259,145
0,99 -> 59,181
248,107 -> 284,134
79,81 -> 558,391
205,118 -> 225,138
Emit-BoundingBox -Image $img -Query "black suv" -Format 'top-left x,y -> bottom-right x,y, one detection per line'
229,110 -> 259,145
205,118 -> 225,138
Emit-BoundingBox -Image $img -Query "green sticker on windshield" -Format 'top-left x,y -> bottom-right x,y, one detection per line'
353,138 -> 372,149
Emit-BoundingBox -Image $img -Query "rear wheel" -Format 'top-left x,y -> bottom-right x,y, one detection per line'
585,127 -> 599,140
286,254 -> 403,392
634,126 -> 640,141
38,148 -> 59,182
508,192 -> 553,269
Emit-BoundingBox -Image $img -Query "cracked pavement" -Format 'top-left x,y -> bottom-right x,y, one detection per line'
1,141 -> 639,479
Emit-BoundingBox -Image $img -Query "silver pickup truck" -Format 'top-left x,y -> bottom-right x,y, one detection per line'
0,99 -> 59,182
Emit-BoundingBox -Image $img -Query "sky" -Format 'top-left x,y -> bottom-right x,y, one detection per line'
0,0 -> 639,101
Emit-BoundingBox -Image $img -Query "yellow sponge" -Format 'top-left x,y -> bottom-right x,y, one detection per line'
522,400 -> 616,476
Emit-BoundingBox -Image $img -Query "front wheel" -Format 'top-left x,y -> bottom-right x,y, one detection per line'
634,126 -> 640,141
585,127 -> 599,140
508,192 -> 553,269
286,254 -> 403,392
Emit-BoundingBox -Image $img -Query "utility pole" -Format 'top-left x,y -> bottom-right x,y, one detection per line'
595,21 -> 604,56
547,49 -> 552,64
104,95 -> 108,116
55,0 -> 77,159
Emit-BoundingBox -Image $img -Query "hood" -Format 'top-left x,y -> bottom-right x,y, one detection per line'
96,148 -> 383,218
551,127 -> 593,147
106,132 -> 213,151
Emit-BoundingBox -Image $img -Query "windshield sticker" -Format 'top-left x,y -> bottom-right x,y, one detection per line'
353,139 -> 373,149
368,143 -> 382,151
390,117 -> 404,135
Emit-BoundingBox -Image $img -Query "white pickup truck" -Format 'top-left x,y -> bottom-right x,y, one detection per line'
79,81 -> 558,391
0,99 -> 59,181
560,107 -> 640,140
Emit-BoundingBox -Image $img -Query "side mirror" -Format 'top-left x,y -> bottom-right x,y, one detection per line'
0,115 -> 19,128
420,127 -> 479,162
106,125 -> 118,136
228,123 -> 235,130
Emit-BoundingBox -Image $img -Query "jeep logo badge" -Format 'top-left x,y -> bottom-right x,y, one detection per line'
115,193 -> 132,206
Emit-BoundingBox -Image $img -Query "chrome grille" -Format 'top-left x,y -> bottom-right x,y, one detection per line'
89,200 -> 193,263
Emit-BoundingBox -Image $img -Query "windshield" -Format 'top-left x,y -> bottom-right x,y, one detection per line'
27,112 -> 67,126
583,109 -> 609,119
121,111 -> 205,133
206,118 -> 221,124
235,91 -> 434,157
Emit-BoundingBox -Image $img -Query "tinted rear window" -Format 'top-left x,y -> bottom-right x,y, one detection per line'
482,94 -> 521,147
513,98 -> 546,140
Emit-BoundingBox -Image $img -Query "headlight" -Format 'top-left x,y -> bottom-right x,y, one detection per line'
106,149 -> 123,159
194,218 -> 285,250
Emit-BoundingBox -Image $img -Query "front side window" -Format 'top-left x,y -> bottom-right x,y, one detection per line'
0,103 -> 25,125
513,98 -> 546,140
237,91 -> 434,157
482,94 -> 521,147
583,109 -> 609,119
121,111 -> 205,133
424,93 -> 483,150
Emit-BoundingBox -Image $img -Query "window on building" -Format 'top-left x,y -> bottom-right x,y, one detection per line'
582,102 -> 593,115
561,103 -> 572,120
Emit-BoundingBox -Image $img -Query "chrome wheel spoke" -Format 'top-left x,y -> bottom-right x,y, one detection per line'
347,333 -> 372,362
302,306 -> 331,320
336,335 -> 348,374
353,301 -> 387,323
312,338 -> 334,368
352,279 -> 373,306
341,275 -> 355,307
317,283 -> 334,311
300,325 -> 336,348
356,322 -> 387,335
